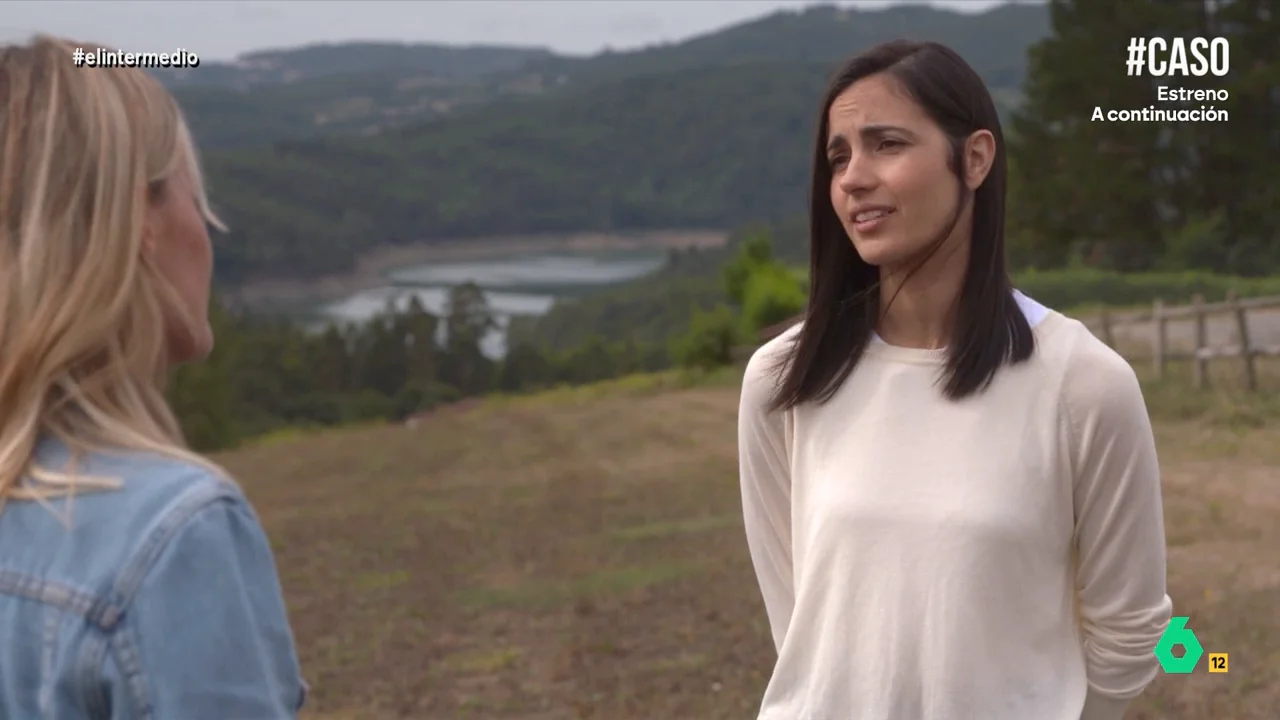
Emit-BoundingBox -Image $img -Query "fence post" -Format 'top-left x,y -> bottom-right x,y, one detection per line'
1151,298 -> 1166,380
1098,307 -> 1114,348
1229,293 -> 1257,392
1192,293 -> 1208,390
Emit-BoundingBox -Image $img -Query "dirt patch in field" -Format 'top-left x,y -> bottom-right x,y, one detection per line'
218,379 -> 1280,719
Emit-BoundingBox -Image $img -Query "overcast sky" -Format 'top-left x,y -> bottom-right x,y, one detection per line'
1,0 -> 1012,62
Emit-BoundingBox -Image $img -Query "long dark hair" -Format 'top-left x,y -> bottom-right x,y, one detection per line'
769,39 -> 1034,412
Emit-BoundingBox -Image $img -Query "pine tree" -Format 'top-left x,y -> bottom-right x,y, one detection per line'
1009,0 -> 1181,270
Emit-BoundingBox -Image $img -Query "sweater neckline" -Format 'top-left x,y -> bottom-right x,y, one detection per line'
863,310 -> 1066,366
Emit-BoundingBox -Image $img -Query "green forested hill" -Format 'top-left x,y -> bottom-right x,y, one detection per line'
172,3 -> 1047,153
168,51 -> 564,151
181,3 -> 1052,288
200,49 -> 1029,286
204,60 -> 833,285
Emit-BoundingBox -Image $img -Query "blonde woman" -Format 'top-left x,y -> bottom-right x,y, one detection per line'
0,37 -> 306,717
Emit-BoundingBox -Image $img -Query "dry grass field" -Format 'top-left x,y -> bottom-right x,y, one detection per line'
218,353 -> 1280,720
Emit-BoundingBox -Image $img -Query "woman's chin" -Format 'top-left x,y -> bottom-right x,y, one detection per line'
850,236 -> 908,267
167,324 -> 214,366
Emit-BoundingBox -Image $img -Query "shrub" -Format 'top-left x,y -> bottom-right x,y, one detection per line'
741,263 -> 807,335
672,304 -> 740,371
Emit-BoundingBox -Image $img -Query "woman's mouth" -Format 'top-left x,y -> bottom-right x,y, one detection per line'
853,207 -> 895,233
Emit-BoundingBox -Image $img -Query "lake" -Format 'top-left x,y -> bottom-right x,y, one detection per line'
315,249 -> 669,357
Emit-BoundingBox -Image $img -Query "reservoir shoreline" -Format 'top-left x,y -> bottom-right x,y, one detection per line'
226,229 -> 728,311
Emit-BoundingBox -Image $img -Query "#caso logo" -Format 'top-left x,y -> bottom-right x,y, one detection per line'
1154,616 -> 1228,674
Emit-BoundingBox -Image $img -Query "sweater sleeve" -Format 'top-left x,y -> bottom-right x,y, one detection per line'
1063,338 -> 1173,720
738,341 -> 796,654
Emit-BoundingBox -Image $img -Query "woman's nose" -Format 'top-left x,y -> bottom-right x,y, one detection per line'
836,157 -> 876,195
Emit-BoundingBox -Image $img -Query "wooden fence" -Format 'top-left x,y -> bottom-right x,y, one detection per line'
733,293 -> 1280,393
1087,293 -> 1280,392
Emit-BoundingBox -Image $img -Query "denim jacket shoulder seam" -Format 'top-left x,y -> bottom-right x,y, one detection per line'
84,474 -> 239,633
75,476 -> 239,719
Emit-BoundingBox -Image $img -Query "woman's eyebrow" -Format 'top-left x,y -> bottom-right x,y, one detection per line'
858,124 -> 916,140
827,124 -> 918,152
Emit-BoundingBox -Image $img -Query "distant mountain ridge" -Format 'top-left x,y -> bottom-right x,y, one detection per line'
170,2 -> 1048,151
154,41 -> 554,89
521,3 -> 1045,90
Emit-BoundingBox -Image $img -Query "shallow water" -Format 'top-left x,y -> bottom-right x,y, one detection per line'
314,249 -> 668,357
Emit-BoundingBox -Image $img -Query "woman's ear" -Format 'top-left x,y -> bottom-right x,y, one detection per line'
963,129 -> 996,190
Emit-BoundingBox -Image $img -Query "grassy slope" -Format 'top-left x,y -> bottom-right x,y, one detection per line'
222,355 -> 1280,719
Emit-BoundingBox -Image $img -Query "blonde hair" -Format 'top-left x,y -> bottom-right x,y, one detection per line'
0,36 -> 228,510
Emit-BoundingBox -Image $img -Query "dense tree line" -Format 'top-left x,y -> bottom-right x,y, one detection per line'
171,222 -> 1280,452
168,284 -> 670,452
1008,0 -> 1278,275
167,232 -> 799,452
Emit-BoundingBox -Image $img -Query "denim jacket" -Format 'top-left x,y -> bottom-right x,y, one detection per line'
0,436 -> 307,719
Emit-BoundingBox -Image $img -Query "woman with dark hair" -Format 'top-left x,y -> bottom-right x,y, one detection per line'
738,40 -> 1172,720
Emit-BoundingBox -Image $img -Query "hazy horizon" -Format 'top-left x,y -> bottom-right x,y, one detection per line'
2,0 -> 1021,62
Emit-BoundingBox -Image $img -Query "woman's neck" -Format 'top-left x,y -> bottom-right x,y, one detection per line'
875,231 -> 971,350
